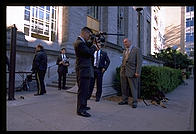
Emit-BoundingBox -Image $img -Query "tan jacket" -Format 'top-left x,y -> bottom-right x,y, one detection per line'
120,46 -> 142,78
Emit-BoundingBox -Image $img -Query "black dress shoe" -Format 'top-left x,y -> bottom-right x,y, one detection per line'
77,111 -> 91,117
34,93 -> 43,96
118,101 -> 128,105
84,106 -> 91,110
95,99 -> 100,102
62,87 -> 69,90
132,104 -> 137,108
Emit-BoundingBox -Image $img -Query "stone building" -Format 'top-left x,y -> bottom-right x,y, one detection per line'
6,6 -> 162,96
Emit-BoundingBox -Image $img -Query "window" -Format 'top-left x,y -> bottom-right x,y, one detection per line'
24,24 -> 30,36
186,36 -> 190,42
186,18 -> 194,27
39,10 -> 44,20
87,6 -> 99,20
190,6 -> 194,11
46,13 -> 50,21
46,6 -> 50,11
186,6 -> 194,12
24,7 -> 30,21
24,6 -> 57,41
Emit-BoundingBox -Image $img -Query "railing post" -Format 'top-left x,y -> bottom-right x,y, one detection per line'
8,24 -> 17,100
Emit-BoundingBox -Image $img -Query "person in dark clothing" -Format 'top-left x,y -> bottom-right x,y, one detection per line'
73,27 -> 98,117
31,44 -> 48,96
88,42 -> 110,102
56,47 -> 70,90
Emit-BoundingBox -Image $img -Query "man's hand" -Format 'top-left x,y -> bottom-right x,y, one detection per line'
134,73 -> 140,78
102,68 -> 105,73
59,61 -> 63,64
93,44 -> 100,51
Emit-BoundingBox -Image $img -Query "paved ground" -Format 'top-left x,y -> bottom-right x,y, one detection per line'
6,78 -> 194,131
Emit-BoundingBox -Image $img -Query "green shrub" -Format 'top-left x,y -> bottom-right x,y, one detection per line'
112,67 -> 122,96
141,66 -> 183,99
113,66 -> 183,99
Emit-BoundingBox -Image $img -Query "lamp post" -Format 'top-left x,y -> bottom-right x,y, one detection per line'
133,6 -> 143,48
133,6 -> 143,99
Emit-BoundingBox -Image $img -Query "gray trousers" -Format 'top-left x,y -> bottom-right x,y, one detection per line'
120,72 -> 138,104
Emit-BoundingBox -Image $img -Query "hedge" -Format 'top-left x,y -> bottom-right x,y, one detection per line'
113,66 -> 183,99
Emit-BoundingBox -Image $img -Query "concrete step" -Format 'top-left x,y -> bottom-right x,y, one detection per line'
47,72 -> 76,89
66,76 -> 76,80
46,83 -> 75,88
52,81 -> 76,85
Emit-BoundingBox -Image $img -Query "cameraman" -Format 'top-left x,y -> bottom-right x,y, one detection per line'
73,27 -> 99,117
56,48 -> 70,90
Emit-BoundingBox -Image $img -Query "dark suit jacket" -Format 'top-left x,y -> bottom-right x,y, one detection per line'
74,37 -> 97,78
32,49 -> 47,73
96,50 -> 110,71
56,54 -> 69,73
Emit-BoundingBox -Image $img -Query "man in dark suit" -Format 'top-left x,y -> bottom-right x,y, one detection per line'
56,48 -> 69,90
31,44 -> 48,96
88,42 -> 110,102
118,38 -> 142,108
73,27 -> 98,117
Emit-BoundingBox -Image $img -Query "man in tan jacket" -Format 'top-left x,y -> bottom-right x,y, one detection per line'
118,38 -> 142,108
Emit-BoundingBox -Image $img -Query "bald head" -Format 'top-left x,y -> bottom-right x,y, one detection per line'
123,38 -> 131,48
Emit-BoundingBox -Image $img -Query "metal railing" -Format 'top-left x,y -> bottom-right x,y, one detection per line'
6,71 -> 32,91
47,63 -> 57,78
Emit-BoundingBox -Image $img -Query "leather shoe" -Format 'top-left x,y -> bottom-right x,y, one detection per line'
77,111 -> 91,117
62,87 -> 68,90
132,104 -> 137,108
84,106 -> 91,110
118,101 -> 128,105
95,99 -> 100,102
34,93 -> 43,96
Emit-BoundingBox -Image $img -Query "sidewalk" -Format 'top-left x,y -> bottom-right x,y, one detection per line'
6,78 -> 194,131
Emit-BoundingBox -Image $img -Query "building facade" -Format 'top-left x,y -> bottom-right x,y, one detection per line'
185,6 -> 194,59
7,6 -> 158,96
161,6 -> 185,53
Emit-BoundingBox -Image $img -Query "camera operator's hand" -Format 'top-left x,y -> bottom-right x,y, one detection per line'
59,61 -> 64,64
93,43 -> 100,51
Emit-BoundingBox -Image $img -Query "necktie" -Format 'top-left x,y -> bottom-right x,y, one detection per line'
125,48 -> 129,59
96,50 -> 99,68
122,48 -> 129,66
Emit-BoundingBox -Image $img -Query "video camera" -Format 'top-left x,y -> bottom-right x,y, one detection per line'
90,32 -> 125,47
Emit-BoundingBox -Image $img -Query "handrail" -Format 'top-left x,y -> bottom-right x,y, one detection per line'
47,63 -> 57,78
6,71 -> 32,73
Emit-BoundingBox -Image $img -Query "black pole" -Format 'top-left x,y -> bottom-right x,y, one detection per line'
137,10 -> 141,98
8,24 -> 17,100
137,11 -> 141,48
135,7 -> 143,99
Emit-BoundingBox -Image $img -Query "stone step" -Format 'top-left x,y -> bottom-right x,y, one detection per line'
52,81 -> 76,85
46,83 -> 75,88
